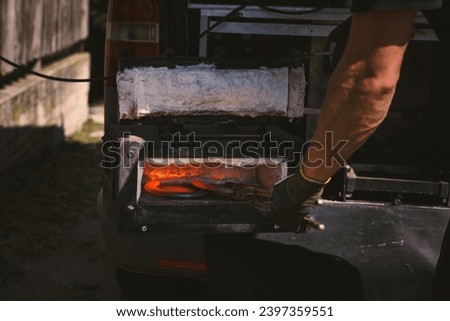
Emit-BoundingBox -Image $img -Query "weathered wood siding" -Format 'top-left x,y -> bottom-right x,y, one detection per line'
0,0 -> 89,75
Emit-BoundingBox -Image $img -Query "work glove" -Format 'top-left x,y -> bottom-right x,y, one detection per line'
270,169 -> 329,233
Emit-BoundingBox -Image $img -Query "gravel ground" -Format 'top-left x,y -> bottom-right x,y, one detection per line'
0,114 -> 124,300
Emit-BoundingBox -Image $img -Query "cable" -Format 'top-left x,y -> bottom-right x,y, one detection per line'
180,0 -> 327,53
0,55 -> 114,83
180,0 -> 256,53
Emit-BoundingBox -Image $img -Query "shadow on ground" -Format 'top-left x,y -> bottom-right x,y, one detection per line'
0,121 -> 123,300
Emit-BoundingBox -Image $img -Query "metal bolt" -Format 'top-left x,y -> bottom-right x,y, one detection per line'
141,226 -> 148,232
273,224 -> 280,230
393,193 -> 403,206
127,204 -> 135,212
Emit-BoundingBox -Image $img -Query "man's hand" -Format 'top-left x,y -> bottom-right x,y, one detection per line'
270,169 -> 329,233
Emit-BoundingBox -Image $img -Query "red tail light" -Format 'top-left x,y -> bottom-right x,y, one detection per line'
105,0 -> 161,86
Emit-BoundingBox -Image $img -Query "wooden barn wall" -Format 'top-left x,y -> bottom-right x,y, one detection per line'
0,0 -> 89,75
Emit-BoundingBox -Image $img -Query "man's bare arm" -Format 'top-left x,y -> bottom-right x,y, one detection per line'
303,11 -> 416,182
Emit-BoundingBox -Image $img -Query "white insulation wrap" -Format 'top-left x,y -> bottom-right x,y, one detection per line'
117,64 -> 305,119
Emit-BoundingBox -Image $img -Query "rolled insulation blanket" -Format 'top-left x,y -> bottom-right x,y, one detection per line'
117,64 -> 305,119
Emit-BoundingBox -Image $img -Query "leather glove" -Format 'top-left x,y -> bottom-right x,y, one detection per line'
270,169 -> 329,233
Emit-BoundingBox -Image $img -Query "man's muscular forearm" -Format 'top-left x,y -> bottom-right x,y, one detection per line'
302,11 -> 416,182
270,11 -> 417,232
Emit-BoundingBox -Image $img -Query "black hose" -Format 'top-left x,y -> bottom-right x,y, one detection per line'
0,55 -> 114,83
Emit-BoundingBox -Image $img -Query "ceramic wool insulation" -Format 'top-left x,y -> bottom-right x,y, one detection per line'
116,64 -> 305,119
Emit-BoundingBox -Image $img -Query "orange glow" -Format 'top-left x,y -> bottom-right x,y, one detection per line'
144,162 -> 257,185
144,163 -> 204,182
144,180 -> 195,196
142,161 -> 272,197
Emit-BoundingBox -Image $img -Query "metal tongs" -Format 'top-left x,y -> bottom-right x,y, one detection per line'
192,180 -> 325,232
191,180 -> 271,201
